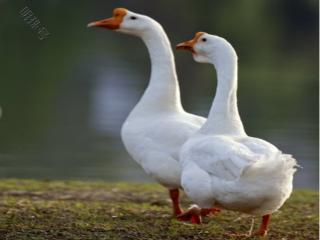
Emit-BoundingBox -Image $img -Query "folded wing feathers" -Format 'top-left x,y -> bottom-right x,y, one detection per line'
201,150 -> 297,182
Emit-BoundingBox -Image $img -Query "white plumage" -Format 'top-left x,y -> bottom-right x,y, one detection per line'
117,10 -> 206,189
88,8 -> 205,216
177,32 -> 297,235
181,135 -> 296,215
122,113 -> 204,189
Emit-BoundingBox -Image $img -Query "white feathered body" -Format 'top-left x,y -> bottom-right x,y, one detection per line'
180,133 -> 297,216
111,11 -> 206,190
122,110 -> 205,189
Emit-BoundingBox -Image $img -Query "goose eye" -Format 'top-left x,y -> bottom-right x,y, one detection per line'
130,16 -> 137,20
202,38 -> 207,42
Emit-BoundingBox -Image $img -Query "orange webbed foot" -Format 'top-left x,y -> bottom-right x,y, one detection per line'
177,205 -> 202,224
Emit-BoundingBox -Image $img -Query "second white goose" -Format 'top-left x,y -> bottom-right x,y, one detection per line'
176,32 -> 297,235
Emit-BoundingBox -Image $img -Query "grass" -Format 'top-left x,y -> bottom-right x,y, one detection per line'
0,179 -> 318,240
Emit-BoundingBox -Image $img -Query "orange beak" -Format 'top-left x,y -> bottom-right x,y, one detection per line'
176,32 -> 205,54
87,8 -> 127,30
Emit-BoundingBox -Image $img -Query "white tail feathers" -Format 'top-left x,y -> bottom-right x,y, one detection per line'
243,152 -> 298,180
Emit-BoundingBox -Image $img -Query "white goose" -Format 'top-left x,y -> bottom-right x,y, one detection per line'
87,8 -> 208,219
176,32 -> 297,236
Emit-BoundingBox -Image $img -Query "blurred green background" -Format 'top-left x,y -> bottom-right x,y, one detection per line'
0,0 -> 318,189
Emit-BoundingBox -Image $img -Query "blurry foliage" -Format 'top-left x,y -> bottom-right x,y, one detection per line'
0,0 -> 317,184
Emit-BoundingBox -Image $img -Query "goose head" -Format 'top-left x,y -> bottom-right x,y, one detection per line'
176,32 -> 237,65
87,8 -> 158,37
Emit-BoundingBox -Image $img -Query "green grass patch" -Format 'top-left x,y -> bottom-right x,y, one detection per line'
0,179 -> 318,239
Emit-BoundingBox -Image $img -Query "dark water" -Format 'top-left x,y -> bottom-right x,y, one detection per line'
0,1 -> 318,189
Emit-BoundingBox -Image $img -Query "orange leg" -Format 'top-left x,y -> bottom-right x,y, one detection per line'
253,214 -> 271,236
169,189 -> 183,216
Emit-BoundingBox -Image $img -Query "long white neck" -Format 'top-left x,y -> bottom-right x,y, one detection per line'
132,23 -> 183,114
200,54 -> 246,135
